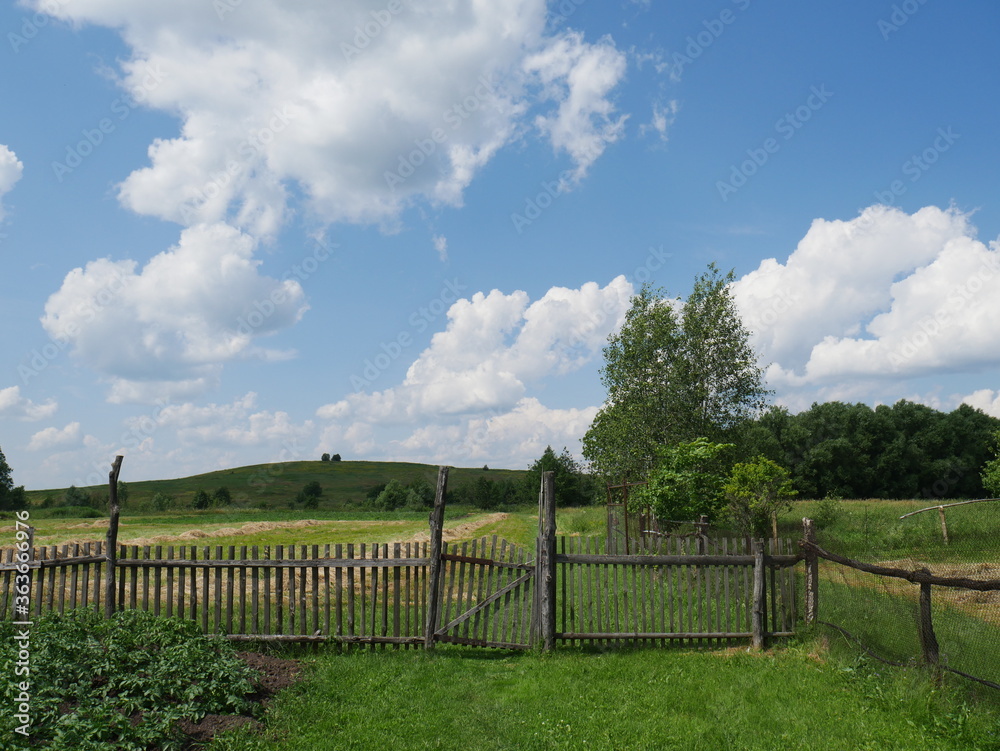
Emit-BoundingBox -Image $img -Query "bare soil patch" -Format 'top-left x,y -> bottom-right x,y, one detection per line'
174,650 -> 302,748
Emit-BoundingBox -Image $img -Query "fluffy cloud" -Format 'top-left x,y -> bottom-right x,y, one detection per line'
41,222 -> 307,401
961,389 -> 1000,419
0,144 -> 24,221
316,277 -> 632,466
0,386 -> 58,421
732,205 -> 1000,390
144,392 -> 314,450
320,276 -> 632,422
27,422 -> 82,451
36,0 -> 628,231
524,31 -> 629,182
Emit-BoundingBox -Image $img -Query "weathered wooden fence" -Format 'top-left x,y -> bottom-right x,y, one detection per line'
0,462 -> 800,650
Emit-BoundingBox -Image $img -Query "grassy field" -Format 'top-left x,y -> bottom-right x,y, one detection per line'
204,641 -> 1000,751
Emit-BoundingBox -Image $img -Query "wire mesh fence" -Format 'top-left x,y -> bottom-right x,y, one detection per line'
811,498 -> 1000,693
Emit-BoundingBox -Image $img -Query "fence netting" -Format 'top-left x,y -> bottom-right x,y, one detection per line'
814,500 -> 1000,692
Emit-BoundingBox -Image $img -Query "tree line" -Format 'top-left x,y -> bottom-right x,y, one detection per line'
743,400 -> 1000,500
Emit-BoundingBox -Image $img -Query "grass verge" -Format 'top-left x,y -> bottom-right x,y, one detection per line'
206,640 -> 1000,751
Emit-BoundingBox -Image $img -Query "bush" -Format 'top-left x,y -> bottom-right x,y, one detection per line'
213,486 -> 232,506
813,494 -> 844,530
150,492 -> 174,512
0,609 -> 258,750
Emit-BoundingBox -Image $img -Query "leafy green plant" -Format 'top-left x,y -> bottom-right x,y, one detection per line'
0,609 -> 259,750
631,437 -> 734,522
981,429 -> 1000,496
723,456 -> 797,538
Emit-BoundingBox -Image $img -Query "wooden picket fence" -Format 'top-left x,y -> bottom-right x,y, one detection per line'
0,464 -> 801,650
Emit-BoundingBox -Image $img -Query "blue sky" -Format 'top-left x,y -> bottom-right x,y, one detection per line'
2,0 -> 999,490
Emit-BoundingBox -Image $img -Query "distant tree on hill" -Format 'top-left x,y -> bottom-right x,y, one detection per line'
321,453 -> 331,462
331,454 -> 342,462
524,446 -> 596,507
151,492 -> 174,512
63,486 -> 90,508
374,480 -> 408,511
193,490 -> 212,509
213,486 -> 232,506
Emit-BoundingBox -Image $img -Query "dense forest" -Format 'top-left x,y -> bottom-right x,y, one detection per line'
742,400 -> 999,500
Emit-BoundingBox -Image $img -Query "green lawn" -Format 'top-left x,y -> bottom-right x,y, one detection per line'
207,642 -> 1000,751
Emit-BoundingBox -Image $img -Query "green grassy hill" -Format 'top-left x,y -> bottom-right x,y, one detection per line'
26,460 -> 528,512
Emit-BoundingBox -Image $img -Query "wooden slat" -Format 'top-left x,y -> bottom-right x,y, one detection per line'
346,544 -> 355,637
276,544 -> 284,635
251,545 -> 260,635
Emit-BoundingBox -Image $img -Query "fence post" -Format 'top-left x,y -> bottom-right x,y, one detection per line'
803,518 -> 818,625
751,539 -> 766,650
424,466 -> 449,650
917,571 -> 940,668
536,471 -> 557,651
696,515 -> 709,555
104,455 -> 124,619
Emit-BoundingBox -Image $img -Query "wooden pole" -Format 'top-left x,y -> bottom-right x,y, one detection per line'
937,507 -> 949,545
423,466 -> 448,649
803,518 -> 818,625
104,455 -> 124,619
751,539 -> 766,650
918,571 -> 940,667
537,471 -> 557,651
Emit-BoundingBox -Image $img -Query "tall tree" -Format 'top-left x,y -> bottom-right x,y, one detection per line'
523,446 -> 595,507
583,265 -> 769,482
0,446 -> 27,511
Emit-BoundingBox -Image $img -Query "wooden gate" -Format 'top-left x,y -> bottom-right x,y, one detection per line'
432,536 -> 536,649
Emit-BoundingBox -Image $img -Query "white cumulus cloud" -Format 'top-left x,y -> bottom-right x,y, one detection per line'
0,144 -> 24,221
34,0 -> 628,231
316,277 -> 633,467
41,222 -> 308,401
0,386 -> 58,421
732,204 -> 1000,405
28,422 -> 82,451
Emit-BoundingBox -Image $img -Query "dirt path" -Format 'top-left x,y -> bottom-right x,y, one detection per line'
409,512 -> 510,543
